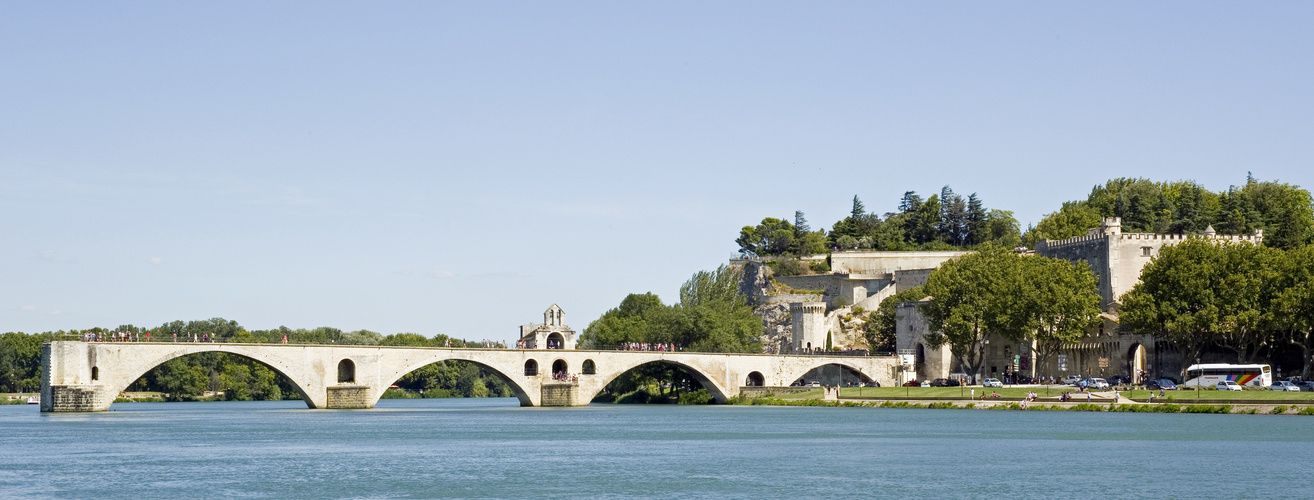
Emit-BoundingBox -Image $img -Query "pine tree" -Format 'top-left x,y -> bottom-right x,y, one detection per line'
851,196 -> 866,218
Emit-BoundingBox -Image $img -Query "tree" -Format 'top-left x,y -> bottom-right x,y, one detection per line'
1121,238 -> 1281,373
1217,177 -> 1314,249
736,217 -> 795,257
1018,257 -> 1101,379
1023,201 -> 1102,248
1273,245 -> 1314,377
920,246 -> 1030,380
864,286 -> 926,352
850,195 -> 866,218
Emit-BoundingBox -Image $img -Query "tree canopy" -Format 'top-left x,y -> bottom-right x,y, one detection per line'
918,246 -> 1099,379
581,265 -> 761,353
1024,176 -> 1313,249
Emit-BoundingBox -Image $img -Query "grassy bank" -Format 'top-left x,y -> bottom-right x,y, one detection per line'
837,386 -> 1314,402
729,396 -> 1314,415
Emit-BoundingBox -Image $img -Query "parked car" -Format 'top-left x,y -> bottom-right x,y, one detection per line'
1270,381 -> 1302,392
1217,381 -> 1244,391
1146,379 -> 1177,390
1087,378 -> 1110,390
1301,381 -> 1314,392
863,381 -> 881,387
1060,375 -> 1082,385
931,378 -> 950,387
983,378 -> 1003,388
1107,375 -> 1130,386
902,380 -> 923,387
807,381 -> 821,387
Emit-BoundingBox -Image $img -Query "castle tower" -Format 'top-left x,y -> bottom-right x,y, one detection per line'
789,302 -> 828,353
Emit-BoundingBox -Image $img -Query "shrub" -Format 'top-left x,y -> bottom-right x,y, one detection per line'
1183,405 -> 1232,414
1272,405 -> 1288,415
678,389 -> 713,405
809,260 -> 830,273
1298,407 -> 1314,415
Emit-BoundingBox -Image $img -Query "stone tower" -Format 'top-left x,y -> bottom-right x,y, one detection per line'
789,302 -> 827,353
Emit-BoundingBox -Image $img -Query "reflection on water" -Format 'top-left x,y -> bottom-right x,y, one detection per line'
2,398 -> 1312,498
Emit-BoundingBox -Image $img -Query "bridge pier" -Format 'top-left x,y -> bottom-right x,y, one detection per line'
42,384 -> 112,412
326,385 -> 376,409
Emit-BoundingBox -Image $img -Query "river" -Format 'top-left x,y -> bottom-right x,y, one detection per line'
2,398 -> 1311,498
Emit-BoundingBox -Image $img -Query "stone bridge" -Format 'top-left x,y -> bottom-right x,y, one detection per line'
40,341 -> 900,412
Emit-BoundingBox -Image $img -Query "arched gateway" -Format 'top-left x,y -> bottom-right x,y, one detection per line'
40,341 -> 899,412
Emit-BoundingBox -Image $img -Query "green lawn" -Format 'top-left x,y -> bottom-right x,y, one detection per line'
1124,389 -> 1314,401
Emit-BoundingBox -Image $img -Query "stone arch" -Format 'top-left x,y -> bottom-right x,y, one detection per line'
552,359 -> 568,375
337,359 -> 356,383
745,371 -> 765,386
1127,343 -> 1147,383
106,346 -> 314,411
91,366 -> 98,381
379,354 -> 536,407
588,359 -> 730,404
547,332 -> 564,349
582,359 -> 596,375
785,361 -> 875,387
524,359 -> 539,376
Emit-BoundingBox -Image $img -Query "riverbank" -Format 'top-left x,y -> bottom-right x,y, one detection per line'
731,388 -> 1314,415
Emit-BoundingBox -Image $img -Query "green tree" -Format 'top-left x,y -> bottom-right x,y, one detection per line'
1023,201 -> 1102,248
920,246 -> 1029,379
864,286 -> 926,352
1272,245 -> 1314,377
736,217 -> 795,257
1018,257 -> 1101,378
1121,239 -> 1282,372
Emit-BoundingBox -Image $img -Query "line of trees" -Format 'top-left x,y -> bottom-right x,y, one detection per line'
1023,175 -> 1314,249
737,187 -> 1022,258
0,320 -> 511,400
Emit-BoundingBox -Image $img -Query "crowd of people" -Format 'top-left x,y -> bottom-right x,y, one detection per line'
618,342 -> 677,352
82,331 -> 153,342
551,371 -> 578,383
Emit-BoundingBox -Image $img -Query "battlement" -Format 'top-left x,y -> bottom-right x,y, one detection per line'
1040,225 -> 1263,251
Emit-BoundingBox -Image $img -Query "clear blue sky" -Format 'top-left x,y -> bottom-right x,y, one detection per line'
3,2 -> 1311,340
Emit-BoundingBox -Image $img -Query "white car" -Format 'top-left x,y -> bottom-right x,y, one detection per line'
1270,381 -> 1302,392
983,378 -> 1003,388
1217,380 -> 1244,391
1087,378 -> 1110,390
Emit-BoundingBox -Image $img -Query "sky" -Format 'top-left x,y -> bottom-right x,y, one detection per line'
3,2 -> 1312,340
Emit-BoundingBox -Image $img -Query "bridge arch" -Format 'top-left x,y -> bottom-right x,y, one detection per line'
104,345 -> 315,410
588,359 -> 730,404
785,360 -> 876,387
379,353 -> 535,407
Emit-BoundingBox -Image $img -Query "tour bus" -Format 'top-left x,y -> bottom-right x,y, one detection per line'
1181,363 -> 1271,387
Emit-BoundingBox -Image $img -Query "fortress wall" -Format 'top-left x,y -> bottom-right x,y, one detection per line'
830,251 -> 970,275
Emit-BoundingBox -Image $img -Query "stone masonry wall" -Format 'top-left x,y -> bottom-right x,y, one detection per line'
45,385 -> 108,412
540,383 -> 579,406
326,385 -> 373,409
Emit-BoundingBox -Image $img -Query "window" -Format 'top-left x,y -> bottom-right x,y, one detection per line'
1142,247 -> 1152,257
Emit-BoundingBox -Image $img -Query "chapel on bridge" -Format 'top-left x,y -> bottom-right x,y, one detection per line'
517,304 -> 576,349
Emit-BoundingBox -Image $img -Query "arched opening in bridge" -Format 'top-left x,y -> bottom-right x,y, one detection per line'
524,359 -> 539,376
122,351 -> 306,407
337,359 -> 356,384
385,359 -> 524,401
551,359 -> 568,376
547,332 -> 564,349
91,366 -> 99,381
745,371 -> 764,386
791,364 -> 874,387
582,359 -> 596,375
593,360 -> 724,405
